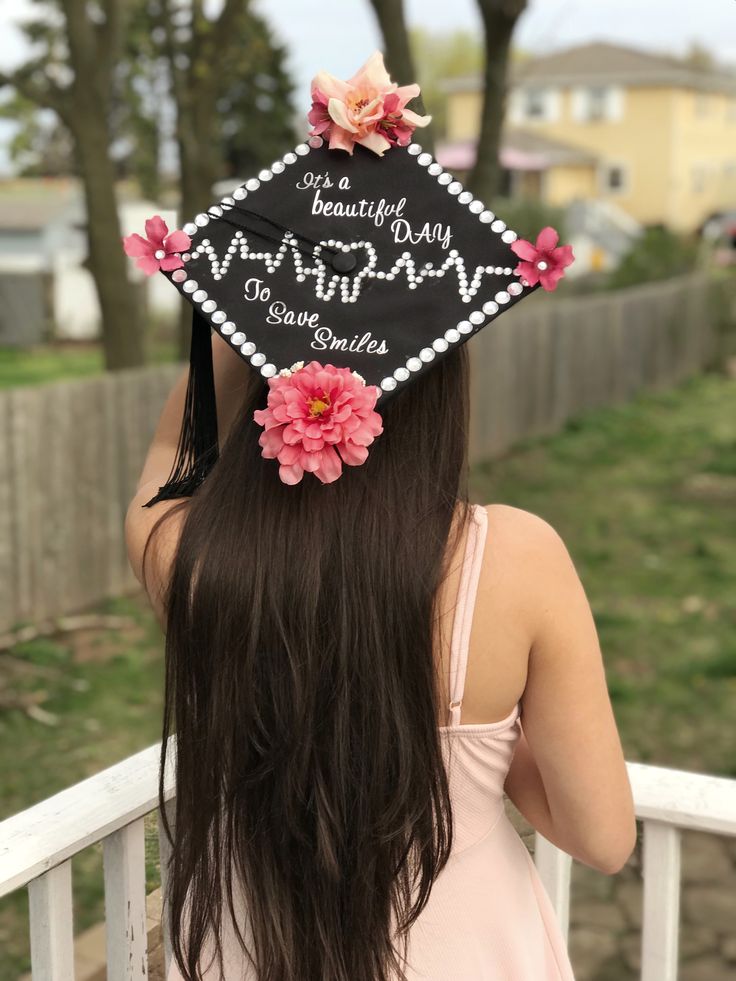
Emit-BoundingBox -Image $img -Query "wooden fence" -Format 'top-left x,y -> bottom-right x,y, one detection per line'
0,273 -> 723,632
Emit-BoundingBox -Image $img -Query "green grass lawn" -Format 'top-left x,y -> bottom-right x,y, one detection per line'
1,370 -> 734,976
0,338 -> 179,389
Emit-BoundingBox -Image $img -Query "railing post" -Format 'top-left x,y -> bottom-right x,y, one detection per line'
28,861 -> 75,981
533,831 -> 572,942
103,817 -> 148,980
158,796 -> 177,977
641,820 -> 681,981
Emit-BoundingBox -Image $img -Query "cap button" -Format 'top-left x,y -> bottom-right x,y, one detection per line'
331,251 -> 357,274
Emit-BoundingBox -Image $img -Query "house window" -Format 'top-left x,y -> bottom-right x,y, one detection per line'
604,164 -> 628,194
572,86 -> 625,123
524,88 -> 548,119
585,86 -> 608,122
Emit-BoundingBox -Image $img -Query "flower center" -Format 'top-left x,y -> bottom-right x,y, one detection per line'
536,260 -> 549,271
307,393 -> 331,417
154,249 -> 166,259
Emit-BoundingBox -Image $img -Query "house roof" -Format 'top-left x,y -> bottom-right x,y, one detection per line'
436,128 -> 597,173
441,41 -> 736,94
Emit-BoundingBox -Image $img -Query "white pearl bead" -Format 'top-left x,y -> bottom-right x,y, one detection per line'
261,363 -> 277,377
508,282 -> 524,296
272,161 -> 285,174
209,205 -> 222,217
183,222 -> 198,235
172,269 -> 187,283
537,260 -> 548,271
447,181 -> 463,195
502,230 -> 518,243
417,152 -> 432,166
432,337 -> 449,352
183,280 -> 197,292
419,347 -> 435,362
381,376 -> 397,391
295,143 -> 310,156
407,144 -> 422,155
192,289 -> 207,302
231,331 -> 246,345
482,301 -> 499,315
491,219 -> 506,233
154,249 -> 166,259
241,341 -> 256,355
201,299 -> 217,313
438,173 -> 452,185
458,191 -> 473,204
495,291 -> 511,304
479,211 -> 494,224
394,367 -> 410,382
457,321 -> 473,334
444,328 -> 461,343
406,357 -> 422,372
469,201 -> 484,214
469,310 -> 485,325
283,152 -> 297,165
250,352 -> 267,366
233,187 -> 247,199
194,213 -> 209,227
221,322 -> 236,335
308,136 -> 323,148
258,169 -> 272,181
245,178 -> 260,191
428,163 -> 442,176
211,310 -> 227,324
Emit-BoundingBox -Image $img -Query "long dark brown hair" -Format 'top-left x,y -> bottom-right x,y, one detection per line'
147,343 -> 473,980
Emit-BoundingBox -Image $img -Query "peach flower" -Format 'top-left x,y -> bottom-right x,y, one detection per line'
307,51 -> 431,156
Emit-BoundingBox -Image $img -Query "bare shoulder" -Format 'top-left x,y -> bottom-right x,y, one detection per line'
481,504 -> 573,580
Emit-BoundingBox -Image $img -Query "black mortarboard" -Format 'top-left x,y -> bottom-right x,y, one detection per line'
125,53 -> 573,499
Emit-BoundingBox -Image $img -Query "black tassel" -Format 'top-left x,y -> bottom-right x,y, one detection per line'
143,309 -> 219,507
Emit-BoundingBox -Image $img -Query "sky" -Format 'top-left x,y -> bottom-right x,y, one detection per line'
1,0 -> 735,172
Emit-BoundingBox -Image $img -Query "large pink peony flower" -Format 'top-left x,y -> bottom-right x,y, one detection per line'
510,226 -> 575,292
253,361 -> 384,485
308,50 -> 431,156
122,215 -> 191,276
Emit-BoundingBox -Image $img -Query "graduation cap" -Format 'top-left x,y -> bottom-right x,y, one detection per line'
123,52 -> 573,497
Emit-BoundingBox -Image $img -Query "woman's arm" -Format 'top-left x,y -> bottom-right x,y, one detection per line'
125,332 -> 253,623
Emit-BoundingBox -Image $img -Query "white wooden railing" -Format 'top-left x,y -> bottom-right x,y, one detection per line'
1,749 -> 735,981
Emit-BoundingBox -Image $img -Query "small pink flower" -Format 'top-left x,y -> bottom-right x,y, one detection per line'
510,227 -> 575,291
308,50 -> 431,157
253,361 -> 384,485
122,215 -> 191,276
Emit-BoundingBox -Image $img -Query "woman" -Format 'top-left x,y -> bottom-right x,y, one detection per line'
125,333 -> 636,981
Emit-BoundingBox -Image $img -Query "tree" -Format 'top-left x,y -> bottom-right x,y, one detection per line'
409,28 -> 484,141
469,0 -> 528,202
153,0 -> 296,354
0,0 -> 145,370
365,0 -> 434,152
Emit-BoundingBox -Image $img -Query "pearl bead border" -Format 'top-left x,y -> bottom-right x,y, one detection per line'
178,137 -> 321,380
176,135 -> 529,393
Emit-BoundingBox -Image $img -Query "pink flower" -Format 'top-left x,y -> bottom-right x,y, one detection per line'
122,215 -> 191,276
252,361 -> 384,485
308,50 -> 431,157
510,226 -> 574,291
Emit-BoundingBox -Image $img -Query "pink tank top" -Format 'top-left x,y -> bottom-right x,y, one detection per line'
166,502 -> 576,980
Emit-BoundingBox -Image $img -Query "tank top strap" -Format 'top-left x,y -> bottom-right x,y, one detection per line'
447,503 -> 488,726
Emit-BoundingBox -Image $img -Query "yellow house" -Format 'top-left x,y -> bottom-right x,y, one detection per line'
441,42 -> 736,232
